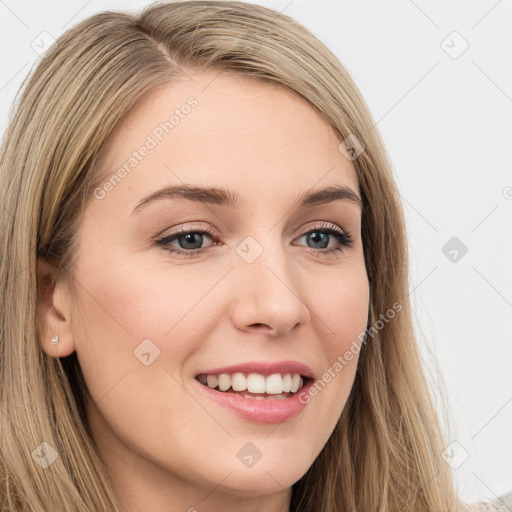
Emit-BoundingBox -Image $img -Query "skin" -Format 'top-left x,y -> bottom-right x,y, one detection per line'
37,70 -> 370,512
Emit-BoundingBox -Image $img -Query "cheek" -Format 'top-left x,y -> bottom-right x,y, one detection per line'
312,262 -> 370,355
70,247 -> 223,400
299,262 -> 369,424
70,257 -> 212,455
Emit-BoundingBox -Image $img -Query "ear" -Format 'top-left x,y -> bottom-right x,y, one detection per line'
36,258 -> 76,358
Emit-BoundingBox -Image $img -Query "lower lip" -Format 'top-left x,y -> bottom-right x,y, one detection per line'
195,378 -> 313,424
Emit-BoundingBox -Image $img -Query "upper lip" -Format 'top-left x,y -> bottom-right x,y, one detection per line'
195,360 -> 315,379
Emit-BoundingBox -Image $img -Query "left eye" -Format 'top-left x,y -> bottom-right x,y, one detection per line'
297,227 -> 353,251
164,231 -> 213,251
156,228 -> 217,257
156,223 -> 353,257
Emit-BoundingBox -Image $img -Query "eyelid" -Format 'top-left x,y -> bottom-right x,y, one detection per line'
157,222 -> 218,238
295,220 -> 347,235
157,221 -> 348,242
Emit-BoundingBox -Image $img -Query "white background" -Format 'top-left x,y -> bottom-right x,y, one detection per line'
1,0 -> 511,504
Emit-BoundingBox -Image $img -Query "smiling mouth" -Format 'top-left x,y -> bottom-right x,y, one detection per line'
195,372 -> 309,400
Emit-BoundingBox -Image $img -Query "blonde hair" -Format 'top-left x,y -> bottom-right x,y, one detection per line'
0,1 -> 464,510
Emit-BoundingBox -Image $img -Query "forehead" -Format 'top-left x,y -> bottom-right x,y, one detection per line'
93,71 -> 359,210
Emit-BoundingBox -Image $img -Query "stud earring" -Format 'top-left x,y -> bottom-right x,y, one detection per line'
51,335 -> 59,344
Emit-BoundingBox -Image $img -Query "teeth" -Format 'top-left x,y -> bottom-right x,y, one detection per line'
231,373 -> 247,391
247,373 -> 266,393
282,373 -> 291,392
198,372 -> 306,395
265,374 -> 283,394
290,374 -> 302,393
218,373 -> 231,391
206,375 -> 218,389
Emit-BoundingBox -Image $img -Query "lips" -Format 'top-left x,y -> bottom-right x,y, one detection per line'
193,360 -> 314,423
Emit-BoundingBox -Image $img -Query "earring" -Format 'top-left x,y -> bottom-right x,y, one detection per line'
51,335 -> 59,344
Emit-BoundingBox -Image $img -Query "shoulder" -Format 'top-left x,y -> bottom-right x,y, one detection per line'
466,490 -> 512,512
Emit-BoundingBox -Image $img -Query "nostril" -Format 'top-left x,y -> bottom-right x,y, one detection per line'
248,323 -> 271,330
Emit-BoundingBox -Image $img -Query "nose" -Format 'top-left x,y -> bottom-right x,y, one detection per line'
229,237 -> 310,338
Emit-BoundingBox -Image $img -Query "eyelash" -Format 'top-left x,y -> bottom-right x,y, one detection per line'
155,222 -> 354,258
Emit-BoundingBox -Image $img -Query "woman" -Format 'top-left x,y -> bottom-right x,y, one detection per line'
0,1 -> 509,511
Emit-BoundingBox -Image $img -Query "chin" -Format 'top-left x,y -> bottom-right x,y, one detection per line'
201,447 -> 313,497
212,466 -> 306,498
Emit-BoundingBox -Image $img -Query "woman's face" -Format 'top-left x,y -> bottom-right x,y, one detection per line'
40,70 -> 369,509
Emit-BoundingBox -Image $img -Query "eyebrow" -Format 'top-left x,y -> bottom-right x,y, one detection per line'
131,183 -> 363,215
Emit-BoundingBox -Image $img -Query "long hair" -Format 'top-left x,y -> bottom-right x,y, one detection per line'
0,1 -> 463,510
